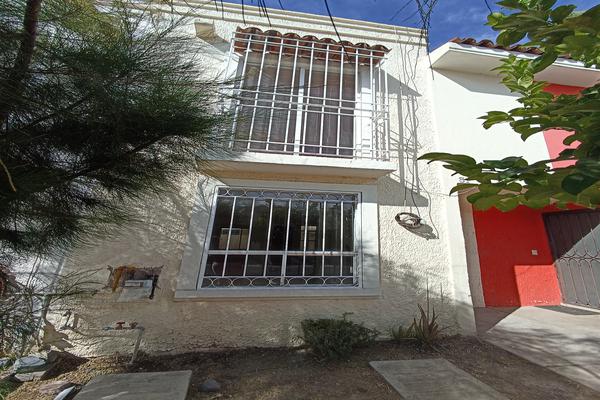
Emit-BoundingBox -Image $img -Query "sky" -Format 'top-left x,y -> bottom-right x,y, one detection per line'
221,0 -> 596,49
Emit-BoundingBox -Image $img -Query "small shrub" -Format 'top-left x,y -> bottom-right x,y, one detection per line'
391,288 -> 445,347
412,303 -> 442,346
300,313 -> 379,361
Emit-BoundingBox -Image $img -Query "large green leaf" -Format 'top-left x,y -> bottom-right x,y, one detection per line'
550,5 -> 576,22
562,173 -> 598,194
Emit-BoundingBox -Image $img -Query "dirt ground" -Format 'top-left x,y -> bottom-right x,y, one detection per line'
7,336 -> 599,400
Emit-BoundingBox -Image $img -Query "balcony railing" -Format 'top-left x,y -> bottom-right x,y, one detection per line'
221,27 -> 392,161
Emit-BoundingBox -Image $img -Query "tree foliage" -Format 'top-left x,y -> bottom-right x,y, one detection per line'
0,0 -> 228,262
420,0 -> 600,211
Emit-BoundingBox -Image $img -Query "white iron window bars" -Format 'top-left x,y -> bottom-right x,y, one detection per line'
200,188 -> 359,288
223,27 -> 391,161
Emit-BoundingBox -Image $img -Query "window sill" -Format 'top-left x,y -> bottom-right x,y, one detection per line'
174,287 -> 382,300
201,151 -> 397,179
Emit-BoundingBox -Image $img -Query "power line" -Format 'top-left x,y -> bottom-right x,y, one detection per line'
484,0 -> 493,13
389,0 -> 413,22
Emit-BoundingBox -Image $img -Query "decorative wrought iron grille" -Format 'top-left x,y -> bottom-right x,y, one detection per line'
200,188 -> 360,288
545,210 -> 600,309
222,27 -> 391,160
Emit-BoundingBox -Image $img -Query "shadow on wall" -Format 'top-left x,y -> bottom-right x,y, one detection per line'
52,247 -> 470,355
434,69 -> 520,97
382,47 -> 442,245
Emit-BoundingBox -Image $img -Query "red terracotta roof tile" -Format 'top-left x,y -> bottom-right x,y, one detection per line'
233,27 -> 389,65
450,37 -> 545,56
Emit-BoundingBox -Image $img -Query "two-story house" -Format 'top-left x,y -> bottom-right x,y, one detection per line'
56,2 -> 477,353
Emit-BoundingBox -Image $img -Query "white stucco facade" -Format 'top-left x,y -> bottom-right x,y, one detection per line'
57,2 -> 479,355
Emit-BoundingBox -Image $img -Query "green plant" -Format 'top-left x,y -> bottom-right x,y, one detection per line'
0,379 -> 17,400
411,303 -> 442,347
300,313 -> 379,361
391,286 -> 445,347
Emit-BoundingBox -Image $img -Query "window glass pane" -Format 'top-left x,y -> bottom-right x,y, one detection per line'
229,198 -> 253,250
205,255 -> 225,276
304,256 -> 322,276
342,256 -> 354,276
305,201 -> 323,251
302,60 -> 324,154
250,62 -> 277,150
324,256 -> 340,276
325,202 -> 341,251
343,202 -> 354,252
269,64 -> 295,151
249,199 -> 271,250
285,256 -> 303,276
246,255 -> 265,276
209,198 -> 234,250
234,53 -> 260,150
225,255 -> 245,276
266,255 -> 282,276
322,70 -> 340,155
287,200 -> 306,251
340,64 -> 356,156
269,200 -> 289,250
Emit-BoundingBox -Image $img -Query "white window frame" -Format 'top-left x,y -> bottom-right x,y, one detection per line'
175,178 -> 381,299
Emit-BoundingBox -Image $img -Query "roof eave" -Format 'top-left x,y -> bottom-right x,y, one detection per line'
430,42 -> 600,88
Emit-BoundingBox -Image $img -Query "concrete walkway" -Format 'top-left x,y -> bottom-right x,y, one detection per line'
476,306 -> 600,393
74,370 -> 192,400
370,359 -> 508,400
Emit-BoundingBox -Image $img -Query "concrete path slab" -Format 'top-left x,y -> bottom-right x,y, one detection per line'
370,359 -> 508,400
477,306 -> 600,393
74,370 -> 192,400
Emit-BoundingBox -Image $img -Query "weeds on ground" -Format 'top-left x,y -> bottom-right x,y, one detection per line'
0,380 -> 17,400
391,287 -> 445,347
301,313 -> 379,361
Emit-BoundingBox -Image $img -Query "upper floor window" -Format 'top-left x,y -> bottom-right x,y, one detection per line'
225,27 -> 390,160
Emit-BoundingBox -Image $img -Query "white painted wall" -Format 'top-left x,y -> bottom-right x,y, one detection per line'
432,69 -> 551,172
53,2 -> 476,355
430,66 -> 553,310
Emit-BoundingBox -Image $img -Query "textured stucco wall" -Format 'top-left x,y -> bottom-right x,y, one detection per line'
57,2 -> 473,356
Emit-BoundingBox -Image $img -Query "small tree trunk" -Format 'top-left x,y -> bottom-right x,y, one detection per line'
0,0 -> 42,124
0,0 -> 42,191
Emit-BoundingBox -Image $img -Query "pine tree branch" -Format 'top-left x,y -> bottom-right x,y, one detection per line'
0,157 -> 17,192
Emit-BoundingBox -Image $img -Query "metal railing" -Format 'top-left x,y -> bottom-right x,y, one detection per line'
199,188 -> 360,289
221,29 -> 391,161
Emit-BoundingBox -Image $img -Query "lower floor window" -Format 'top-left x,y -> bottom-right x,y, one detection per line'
201,187 -> 359,288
